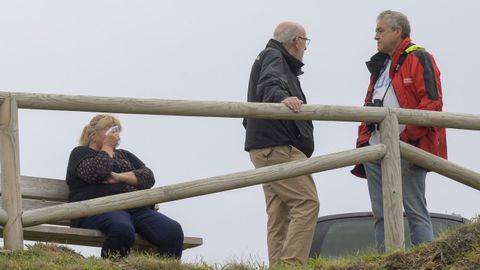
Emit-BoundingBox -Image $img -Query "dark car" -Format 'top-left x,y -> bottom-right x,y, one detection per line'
309,212 -> 468,258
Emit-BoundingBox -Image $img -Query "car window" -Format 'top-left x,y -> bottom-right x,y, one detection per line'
310,214 -> 465,258
311,217 -> 375,258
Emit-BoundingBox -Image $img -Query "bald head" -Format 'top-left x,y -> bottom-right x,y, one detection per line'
273,21 -> 305,48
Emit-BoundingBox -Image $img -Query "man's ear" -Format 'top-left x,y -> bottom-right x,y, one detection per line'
394,27 -> 403,38
293,38 -> 301,50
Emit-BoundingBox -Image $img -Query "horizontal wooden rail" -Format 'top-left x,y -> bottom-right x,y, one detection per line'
0,91 -> 387,123
392,108 -> 480,130
1,225 -> 202,250
2,91 -> 480,129
400,141 -> 480,190
22,144 -> 387,227
0,176 -> 69,202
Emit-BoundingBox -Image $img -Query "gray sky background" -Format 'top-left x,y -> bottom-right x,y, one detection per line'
1,0 -> 479,265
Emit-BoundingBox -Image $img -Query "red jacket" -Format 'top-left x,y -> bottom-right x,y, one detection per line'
352,38 -> 447,178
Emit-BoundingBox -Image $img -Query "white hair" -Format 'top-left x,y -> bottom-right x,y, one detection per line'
273,24 -> 303,47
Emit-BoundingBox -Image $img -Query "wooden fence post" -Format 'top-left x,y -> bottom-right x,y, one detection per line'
379,109 -> 404,251
0,96 -> 24,250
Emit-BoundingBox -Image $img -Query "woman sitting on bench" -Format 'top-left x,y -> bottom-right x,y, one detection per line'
66,114 -> 184,259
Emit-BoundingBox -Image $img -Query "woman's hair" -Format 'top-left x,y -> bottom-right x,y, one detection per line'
79,114 -> 122,146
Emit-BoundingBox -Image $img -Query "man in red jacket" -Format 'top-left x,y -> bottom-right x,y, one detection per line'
352,10 -> 447,251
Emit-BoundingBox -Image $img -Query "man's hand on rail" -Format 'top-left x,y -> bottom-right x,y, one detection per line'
281,96 -> 303,113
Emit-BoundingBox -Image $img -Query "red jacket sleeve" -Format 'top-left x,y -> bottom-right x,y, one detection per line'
401,50 -> 443,142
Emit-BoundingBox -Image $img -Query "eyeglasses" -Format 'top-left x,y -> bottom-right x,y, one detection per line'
295,36 -> 311,46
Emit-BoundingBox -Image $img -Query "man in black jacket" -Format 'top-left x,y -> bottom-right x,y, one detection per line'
243,21 -> 319,265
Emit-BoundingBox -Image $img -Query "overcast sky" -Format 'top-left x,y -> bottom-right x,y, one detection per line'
1,0 -> 479,265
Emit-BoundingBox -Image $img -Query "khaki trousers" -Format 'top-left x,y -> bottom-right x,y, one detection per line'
249,145 -> 320,265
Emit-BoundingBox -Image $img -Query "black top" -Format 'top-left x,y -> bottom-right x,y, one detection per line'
66,146 -> 155,226
243,39 -> 314,157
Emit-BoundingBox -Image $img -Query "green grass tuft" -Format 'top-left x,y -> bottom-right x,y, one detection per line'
1,218 -> 480,269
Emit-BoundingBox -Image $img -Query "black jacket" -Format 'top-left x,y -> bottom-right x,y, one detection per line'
243,39 -> 314,157
65,146 -> 155,227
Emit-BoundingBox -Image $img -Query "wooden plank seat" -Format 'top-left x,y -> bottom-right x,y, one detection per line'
0,176 -> 203,251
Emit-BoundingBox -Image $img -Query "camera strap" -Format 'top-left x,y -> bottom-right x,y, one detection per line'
372,43 -> 416,104
380,80 -> 393,105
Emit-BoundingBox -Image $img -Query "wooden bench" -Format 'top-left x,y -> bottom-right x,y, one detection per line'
0,176 -> 203,252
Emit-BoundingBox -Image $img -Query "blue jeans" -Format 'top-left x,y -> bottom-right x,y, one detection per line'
77,208 -> 184,258
364,160 -> 433,251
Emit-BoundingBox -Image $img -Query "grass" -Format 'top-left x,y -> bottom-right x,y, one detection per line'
304,217 -> 480,270
0,244 -> 208,270
1,219 -> 480,269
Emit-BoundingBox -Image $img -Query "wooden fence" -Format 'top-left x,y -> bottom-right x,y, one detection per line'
1,91 -> 480,253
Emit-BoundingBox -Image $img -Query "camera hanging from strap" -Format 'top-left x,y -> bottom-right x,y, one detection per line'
371,43 -> 418,105
366,43 -> 420,132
